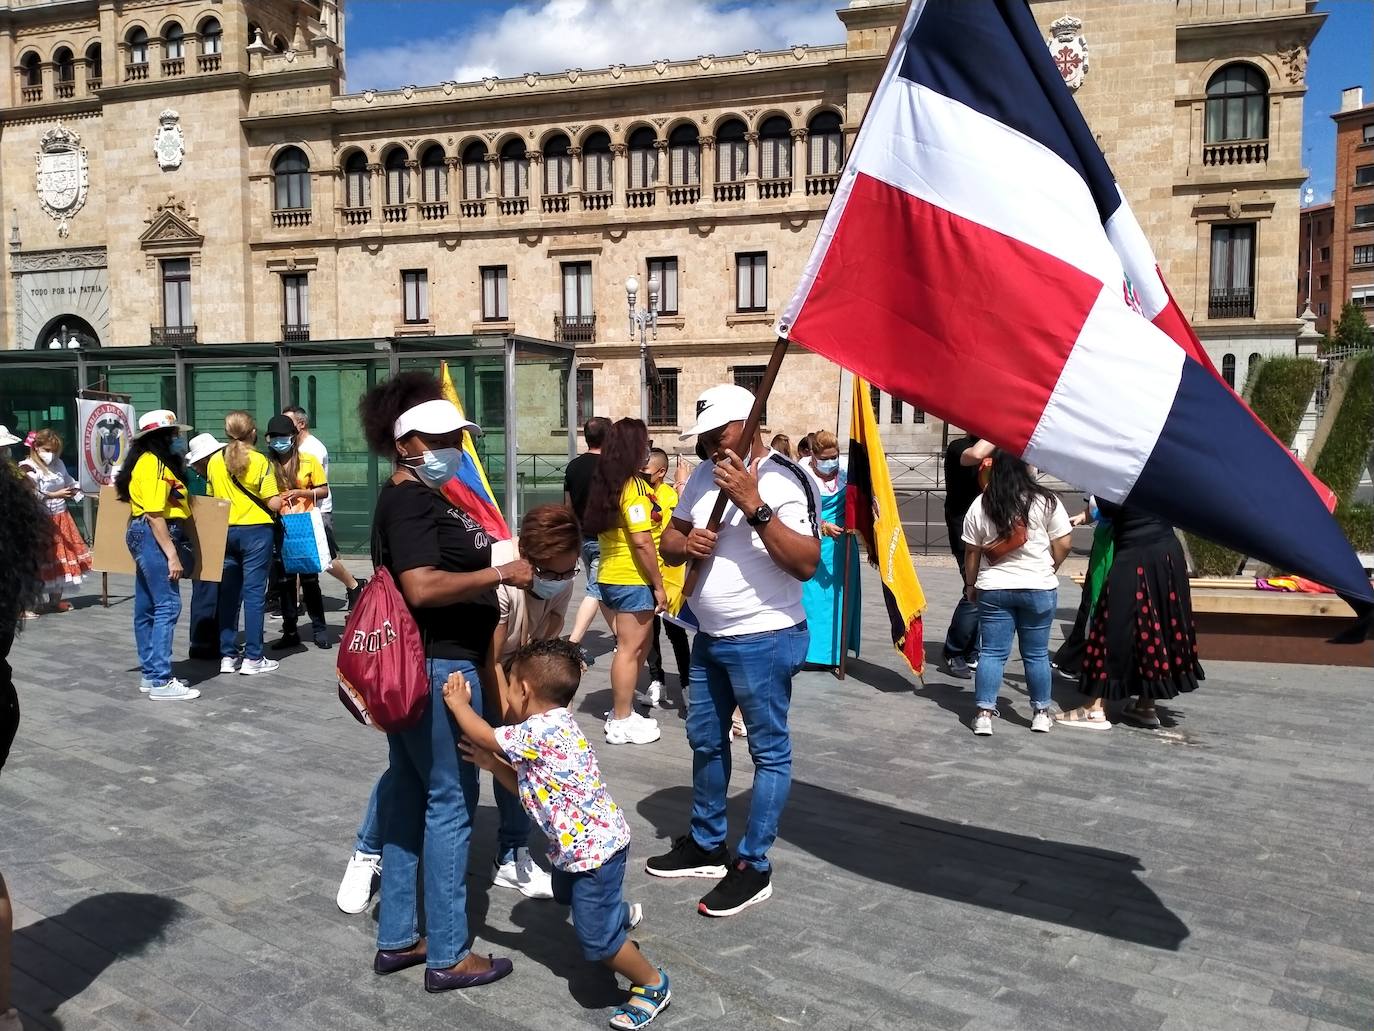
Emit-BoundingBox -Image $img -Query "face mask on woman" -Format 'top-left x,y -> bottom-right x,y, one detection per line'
37,449 -> 55,465
530,576 -> 566,600
405,447 -> 462,488
815,458 -> 840,476
268,437 -> 295,456
169,436 -> 189,457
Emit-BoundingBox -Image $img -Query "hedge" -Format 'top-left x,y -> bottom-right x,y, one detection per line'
1335,502 -> 1374,553
1311,353 -> 1373,503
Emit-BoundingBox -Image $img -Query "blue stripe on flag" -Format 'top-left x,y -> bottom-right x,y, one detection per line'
1129,359 -> 1374,611
898,0 -> 1122,225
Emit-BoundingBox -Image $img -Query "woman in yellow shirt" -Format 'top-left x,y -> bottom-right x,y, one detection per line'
205,411 -> 283,676
114,409 -> 200,702
264,413 -> 331,651
581,418 -> 666,746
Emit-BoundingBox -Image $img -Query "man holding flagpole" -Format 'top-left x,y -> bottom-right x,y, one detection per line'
646,384 -> 819,918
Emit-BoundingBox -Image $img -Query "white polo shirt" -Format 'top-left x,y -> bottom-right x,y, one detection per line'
675,448 -> 818,637
297,433 -> 332,514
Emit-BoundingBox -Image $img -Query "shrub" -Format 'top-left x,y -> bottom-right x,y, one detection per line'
1312,353 -> 1374,503
1335,501 -> 1374,553
1329,302 -> 1374,353
1186,535 -> 1244,577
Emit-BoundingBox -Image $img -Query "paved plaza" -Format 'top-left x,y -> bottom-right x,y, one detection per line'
3,562 -> 1372,1031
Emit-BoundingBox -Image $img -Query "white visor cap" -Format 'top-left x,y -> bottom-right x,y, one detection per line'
393,399 -> 481,441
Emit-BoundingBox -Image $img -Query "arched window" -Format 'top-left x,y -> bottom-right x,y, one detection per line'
273,146 -> 310,210
1247,352 -> 1263,385
545,133 -> 572,195
1222,353 -> 1236,389
85,43 -> 102,82
163,22 -> 184,60
462,141 -> 489,200
500,139 -> 529,197
420,145 -> 446,203
717,119 -> 748,182
54,48 -> 75,83
668,124 -> 700,186
759,116 -> 791,181
127,27 -> 149,65
1206,64 -> 1268,143
272,35 -> 288,54
343,151 -> 369,209
19,52 -> 41,86
628,127 -> 658,190
808,111 -> 843,175
200,17 -> 222,55
583,131 -> 612,193
383,148 -> 408,206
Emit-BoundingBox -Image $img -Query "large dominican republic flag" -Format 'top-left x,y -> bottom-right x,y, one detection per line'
439,361 -> 511,541
779,0 -> 1373,622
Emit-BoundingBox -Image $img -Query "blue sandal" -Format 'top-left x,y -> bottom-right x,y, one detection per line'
609,969 -> 671,1029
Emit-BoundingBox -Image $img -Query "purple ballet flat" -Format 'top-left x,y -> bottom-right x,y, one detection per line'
373,945 -> 427,975
423,955 -> 514,992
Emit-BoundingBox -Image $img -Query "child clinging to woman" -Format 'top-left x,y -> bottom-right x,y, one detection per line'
443,638 -> 671,1029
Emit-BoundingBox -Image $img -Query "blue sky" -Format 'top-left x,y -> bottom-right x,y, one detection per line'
343,0 -> 1372,201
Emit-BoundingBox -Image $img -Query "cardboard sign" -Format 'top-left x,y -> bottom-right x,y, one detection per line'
91,485 -> 230,583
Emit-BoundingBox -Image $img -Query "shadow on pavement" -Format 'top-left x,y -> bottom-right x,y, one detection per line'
636,782 -> 1189,951
13,892 -> 184,1029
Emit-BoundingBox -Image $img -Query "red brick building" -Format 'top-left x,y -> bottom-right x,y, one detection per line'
1298,201 -> 1334,333
1331,86 -> 1374,332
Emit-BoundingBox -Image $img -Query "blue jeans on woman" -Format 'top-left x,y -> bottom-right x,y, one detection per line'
218,524 -> 275,661
376,658 -> 517,969
973,588 -> 1057,712
686,623 -> 809,872
126,518 -> 193,686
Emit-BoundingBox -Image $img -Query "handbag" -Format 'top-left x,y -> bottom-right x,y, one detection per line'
984,521 -> 1028,565
280,508 -> 328,574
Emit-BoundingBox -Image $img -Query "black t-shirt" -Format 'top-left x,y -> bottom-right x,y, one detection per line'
563,452 -> 599,534
943,434 -> 980,525
373,479 -> 498,662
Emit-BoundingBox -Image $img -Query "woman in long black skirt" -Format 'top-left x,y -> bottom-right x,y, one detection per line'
1055,500 -> 1203,730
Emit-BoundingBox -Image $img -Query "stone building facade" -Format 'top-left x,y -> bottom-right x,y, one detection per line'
1,0 -> 1322,453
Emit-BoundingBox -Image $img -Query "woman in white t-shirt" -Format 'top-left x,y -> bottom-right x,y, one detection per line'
961,452 -> 1073,737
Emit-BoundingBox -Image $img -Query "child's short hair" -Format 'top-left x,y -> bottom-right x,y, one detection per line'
509,638 -> 583,707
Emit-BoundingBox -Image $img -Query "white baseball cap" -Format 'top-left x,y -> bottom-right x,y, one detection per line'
392,399 -> 481,440
132,409 -> 190,439
680,384 -> 756,439
0,425 -> 20,447
185,432 -> 226,465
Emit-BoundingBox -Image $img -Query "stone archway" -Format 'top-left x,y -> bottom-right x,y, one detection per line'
11,247 -> 109,349
35,314 -> 100,350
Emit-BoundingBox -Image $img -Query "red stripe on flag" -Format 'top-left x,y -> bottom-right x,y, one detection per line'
789,174 -> 1100,452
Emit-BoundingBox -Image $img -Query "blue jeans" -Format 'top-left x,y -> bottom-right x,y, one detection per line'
551,846 -> 632,961
126,519 -> 193,685
973,588 -> 1057,711
189,579 -> 220,655
218,524 -> 275,661
686,623 -> 808,872
580,539 -> 604,602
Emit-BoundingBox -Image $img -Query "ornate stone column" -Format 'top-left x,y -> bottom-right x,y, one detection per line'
790,128 -> 808,197
611,142 -> 627,209
567,145 -> 583,207
404,158 -> 419,218
444,156 -> 460,211
698,135 -> 716,201
527,149 -> 542,213
366,162 -> 382,221
744,131 -> 760,192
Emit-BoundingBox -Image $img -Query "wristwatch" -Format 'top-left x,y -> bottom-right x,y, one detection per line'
746,502 -> 774,528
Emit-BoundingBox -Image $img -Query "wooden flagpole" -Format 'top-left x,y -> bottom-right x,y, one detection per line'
836,530 -> 853,681
681,336 -> 789,600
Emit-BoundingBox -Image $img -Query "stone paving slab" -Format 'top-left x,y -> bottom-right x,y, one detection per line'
2,563 -> 1371,1030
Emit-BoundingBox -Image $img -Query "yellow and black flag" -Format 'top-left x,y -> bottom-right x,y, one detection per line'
845,377 -> 927,678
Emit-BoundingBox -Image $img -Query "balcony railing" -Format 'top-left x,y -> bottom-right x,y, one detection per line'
382,204 -> 408,223
339,206 -> 371,226
667,184 -> 700,205
581,191 -> 611,211
714,181 -> 745,202
419,201 -> 448,221
198,53 -> 221,72
282,324 -> 310,343
20,85 -> 42,103
151,324 -> 197,345
86,77 -> 101,92
54,81 -> 75,99
554,314 -> 596,344
627,188 -> 656,208
1202,139 -> 1268,167
1208,287 -> 1255,319
498,196 -> 529,215
758,178 -> 792,200
125,62 -> 148,81
460,199 -> 487,218
162,57 -> 184,76
806,173 -> 840,196
272,208 -> 311,228
542,194 -> 570,214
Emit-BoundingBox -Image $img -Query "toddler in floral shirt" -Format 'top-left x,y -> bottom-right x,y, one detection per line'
444,638 -> 671,1029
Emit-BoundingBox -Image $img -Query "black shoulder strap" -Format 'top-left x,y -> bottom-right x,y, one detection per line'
228,467 -> 277,521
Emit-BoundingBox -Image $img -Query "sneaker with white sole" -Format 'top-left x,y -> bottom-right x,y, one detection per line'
239,656 -> 280,676
638,679 -> 665,708
140,675 -> 188,694
148,680 -> 201,702
628,902 -> 643,929
1030,710 -> 1053,733
336,850 -> 381,914
492,847 -> 554,899
219,656 -> 240,674
645,835 -> 730,879
972,709 -> 995,736
605,711 -> 661,745
698,861 -> 773,917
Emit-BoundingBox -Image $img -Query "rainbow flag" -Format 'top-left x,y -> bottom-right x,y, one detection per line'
439,361 -> 510,541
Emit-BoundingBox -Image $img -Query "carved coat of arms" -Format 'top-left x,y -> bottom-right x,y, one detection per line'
35,124 -> 89,238
1046,16 -> 1089,92
153,109 -> 185,171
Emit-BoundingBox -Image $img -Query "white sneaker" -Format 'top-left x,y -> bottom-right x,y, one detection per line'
140,675 -> 187,694
219,656 -> 240,674
638,679 -> 665,708
336,850 -> 381,914
239,657 -> 280,676
492,847 -> 554,899
628,902 -> 643,929
605,711 -> 661,745
972,710 -> 995,736
148,680 -> 200,702
1030,710 -> 1054,733
1,1006 -> 24,1031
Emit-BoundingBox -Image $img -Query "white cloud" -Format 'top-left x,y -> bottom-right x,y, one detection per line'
345,0 -> 844,92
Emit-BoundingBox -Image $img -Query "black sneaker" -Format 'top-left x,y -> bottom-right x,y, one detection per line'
698,860 -> 772,917
346,579 -> 368,612
313,631 -> 333,650
577,645 -> 595,669
943,655 -> 973,680
645,835 -> 729,880
270,632 -> 301,650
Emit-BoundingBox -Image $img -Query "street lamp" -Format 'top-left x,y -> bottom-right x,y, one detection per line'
1299,183 -> 1320,341
626,273 -> 659,423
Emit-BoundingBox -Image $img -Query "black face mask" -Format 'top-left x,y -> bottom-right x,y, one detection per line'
695,440 -> 708,462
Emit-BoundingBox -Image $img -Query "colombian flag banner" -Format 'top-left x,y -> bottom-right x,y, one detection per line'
440,361 -> 511,541
846,376 -> 925,678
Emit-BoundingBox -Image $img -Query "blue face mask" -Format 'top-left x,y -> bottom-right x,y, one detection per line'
268,438 -> 294,456
816,458 -> 840,476
169,436 -> 188,457
530,576 -> 567,600
408,447 -> 462,488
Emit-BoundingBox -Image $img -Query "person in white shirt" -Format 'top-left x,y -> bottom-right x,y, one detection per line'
645,384 -> 819,919
961,451 -> 1073,737
283,407 -> 366,609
